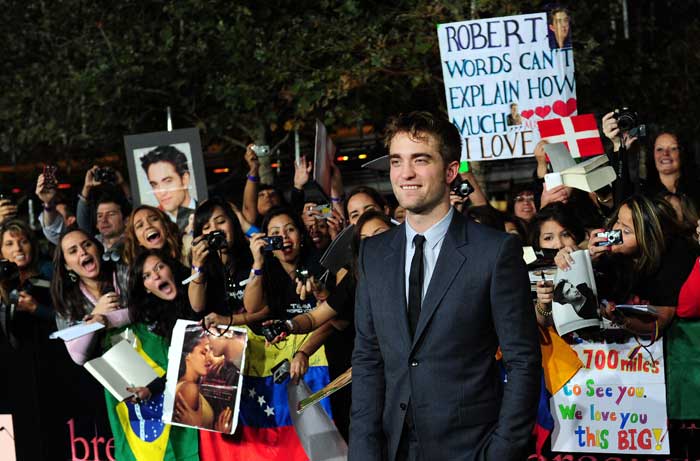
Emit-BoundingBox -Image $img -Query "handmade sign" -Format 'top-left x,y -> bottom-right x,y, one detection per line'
437,11 -> 576,160
551,339 -> 669,455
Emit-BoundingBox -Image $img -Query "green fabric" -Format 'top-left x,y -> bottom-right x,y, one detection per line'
665,318 -> 700,419
104,323 -> 199,461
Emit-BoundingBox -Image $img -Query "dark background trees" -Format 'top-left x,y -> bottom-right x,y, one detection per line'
1,0 -> 699,188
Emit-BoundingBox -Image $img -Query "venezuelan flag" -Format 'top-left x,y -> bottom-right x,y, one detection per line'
533,326 -> 582,456
199,327 -> 332,460
105,324 -> 199,461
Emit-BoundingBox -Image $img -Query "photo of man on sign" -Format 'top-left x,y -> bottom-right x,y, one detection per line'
548,5 -> 572,49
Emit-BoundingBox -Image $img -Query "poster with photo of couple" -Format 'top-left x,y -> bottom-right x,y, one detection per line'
163,320 -> 247,434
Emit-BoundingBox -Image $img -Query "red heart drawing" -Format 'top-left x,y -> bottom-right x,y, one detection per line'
535,106 -> 551,118
552,98 -> 577,117
521,110 -> 534,119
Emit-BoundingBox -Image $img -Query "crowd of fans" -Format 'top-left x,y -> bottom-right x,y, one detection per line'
1,109 -> 700,459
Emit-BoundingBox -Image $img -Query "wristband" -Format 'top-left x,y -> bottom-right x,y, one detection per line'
247,174 -> 260,183
42,203 -> 54,212
191,265 -> 202,273
245,225 -> 261,238
330,196 -> 344,203
250,268 -> 263,277
295,350 -> 309,359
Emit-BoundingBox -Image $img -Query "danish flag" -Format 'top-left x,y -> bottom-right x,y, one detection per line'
537,114 -> 604,158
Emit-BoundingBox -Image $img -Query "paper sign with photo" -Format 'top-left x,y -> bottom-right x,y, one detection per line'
552,250 -> 601,335
163,320 -> 248,434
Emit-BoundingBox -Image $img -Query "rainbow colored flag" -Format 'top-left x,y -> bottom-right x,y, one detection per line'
199,328 -> 332,460
104,324 -> 199,461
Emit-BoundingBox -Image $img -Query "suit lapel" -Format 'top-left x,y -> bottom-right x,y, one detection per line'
384,225 -> 412,351
411,213 -> 469,350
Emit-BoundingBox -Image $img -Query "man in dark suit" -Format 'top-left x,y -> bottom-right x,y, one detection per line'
350,111 -> 541,461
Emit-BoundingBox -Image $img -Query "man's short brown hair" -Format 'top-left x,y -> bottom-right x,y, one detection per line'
383,111 -> 462,165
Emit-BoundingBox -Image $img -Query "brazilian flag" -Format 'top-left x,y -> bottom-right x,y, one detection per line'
105,323 -> 199,461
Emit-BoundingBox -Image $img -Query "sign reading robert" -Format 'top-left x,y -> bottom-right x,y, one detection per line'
140,145 -> 196,230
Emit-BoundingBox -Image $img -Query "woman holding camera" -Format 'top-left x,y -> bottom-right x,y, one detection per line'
244,206 -> 327,321
556,195 -> 699,336
189,198 -> 265,327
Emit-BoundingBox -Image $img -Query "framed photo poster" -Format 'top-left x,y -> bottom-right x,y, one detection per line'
124,128 -> 208,230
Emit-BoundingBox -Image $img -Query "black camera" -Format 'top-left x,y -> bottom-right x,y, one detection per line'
594,230 -> 623,247
93,167 -> 117,184
271,359 -> 291,384
451,176 -> 474,198
0,259 -> 19,283
205,230 -> 228,250
295,268 -> 310,284
613,107 -> 646,138
262,236 -> 284,252
261,320 -> 292,343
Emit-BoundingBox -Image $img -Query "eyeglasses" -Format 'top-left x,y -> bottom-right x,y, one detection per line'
514,195 -> 535,203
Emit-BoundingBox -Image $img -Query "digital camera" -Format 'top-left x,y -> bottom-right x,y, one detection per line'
205,230 -> 228,250
93,167 -> 117,184
451,176 -> 474,198
251,145 -> 270,157
262,236 -> 284,251
594,230 -> 623,247
312,204 -> 333,219
295,268 -> 310,284
613,107 -> 646,138
261,320 -> 291,343
271,359 -> 291,384
0,259 -> 19,283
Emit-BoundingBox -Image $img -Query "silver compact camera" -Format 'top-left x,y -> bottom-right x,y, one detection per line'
251,145 -> 270,157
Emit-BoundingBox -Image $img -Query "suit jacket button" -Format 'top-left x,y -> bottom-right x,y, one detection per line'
400,403 -> 407,410
410,360 -> 419,367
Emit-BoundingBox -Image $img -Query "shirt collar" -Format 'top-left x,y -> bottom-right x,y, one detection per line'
405,207 -> 454,250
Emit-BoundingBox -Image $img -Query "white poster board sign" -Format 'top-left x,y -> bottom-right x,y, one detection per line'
551,338 -> 669,455
437,12 -> 576,160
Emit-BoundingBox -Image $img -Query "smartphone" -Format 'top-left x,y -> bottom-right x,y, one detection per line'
43,164 -> 58,189
262,236 -> 284,251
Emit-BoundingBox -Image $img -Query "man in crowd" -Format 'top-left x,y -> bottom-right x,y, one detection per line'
37,173 -> 129,257
350,111 -> 540,461
140,145 -> 195,230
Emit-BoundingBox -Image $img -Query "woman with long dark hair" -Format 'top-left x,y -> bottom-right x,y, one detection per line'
188,198 -> 260,326
529,204 -> 586,327
50,228 -> 129,364
244,206 -> 328,321
107,249 -> 200,461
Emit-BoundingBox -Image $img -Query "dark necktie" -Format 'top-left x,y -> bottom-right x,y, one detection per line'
408,234 -> 426,337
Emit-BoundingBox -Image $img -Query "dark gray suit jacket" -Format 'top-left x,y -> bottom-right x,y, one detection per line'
350,211 -> 541,461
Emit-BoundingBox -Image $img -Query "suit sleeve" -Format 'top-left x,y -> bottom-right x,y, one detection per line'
485,235 -> 541,460
349,241 -> 386,461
